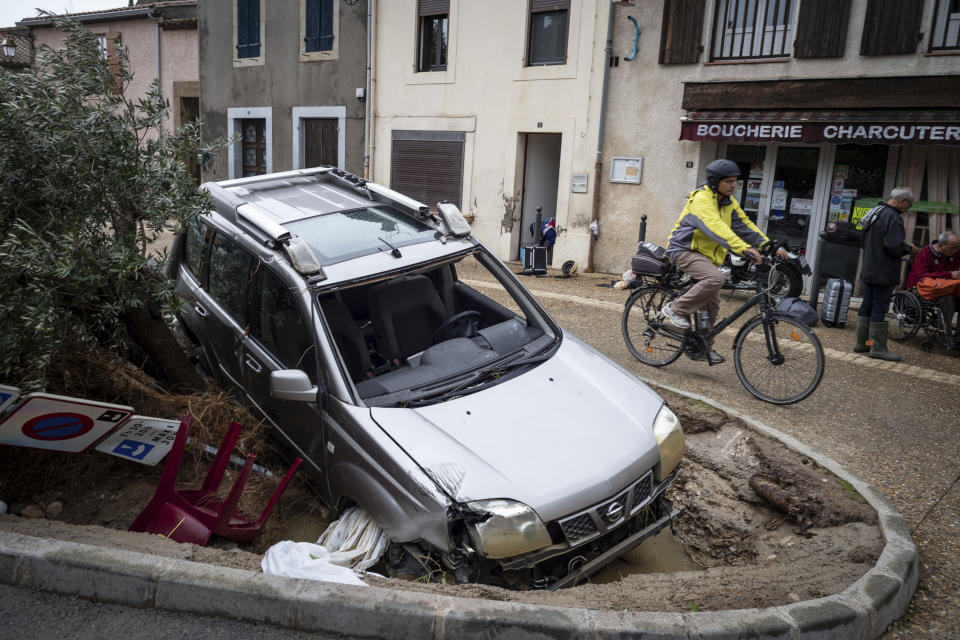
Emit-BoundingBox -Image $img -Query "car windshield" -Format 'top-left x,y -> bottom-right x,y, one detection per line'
284,205 -> 437,265
316,248 -> 560,407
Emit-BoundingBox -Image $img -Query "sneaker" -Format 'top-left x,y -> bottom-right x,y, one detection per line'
661,303 -> 691,329
688,349 -> 726,364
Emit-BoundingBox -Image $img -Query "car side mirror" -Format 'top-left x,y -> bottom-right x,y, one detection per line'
270,369 -> 319,402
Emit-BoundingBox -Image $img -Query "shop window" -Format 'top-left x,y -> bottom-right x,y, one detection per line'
929,0 -> 960,52
860,0 -> 923,55
304,0 -> 334,53
710,0 -> 796,61
793,0 -> 850,58
527,0 -> 569,66
659,0 -> 706,64
418,0 -> 448,71
726,144 -> 766,224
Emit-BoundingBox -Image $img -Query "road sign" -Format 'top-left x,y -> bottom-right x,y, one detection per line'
95,416 -> 179,466
0,385 -> 20,415
0,393 -> 133,453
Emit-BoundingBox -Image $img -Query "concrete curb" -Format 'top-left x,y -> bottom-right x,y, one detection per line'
0,382 -> 917,639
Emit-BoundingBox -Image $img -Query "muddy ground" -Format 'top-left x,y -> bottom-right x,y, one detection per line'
0,384 -> 882,613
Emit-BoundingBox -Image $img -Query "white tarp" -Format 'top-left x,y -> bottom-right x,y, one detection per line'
261,506 -> 389,585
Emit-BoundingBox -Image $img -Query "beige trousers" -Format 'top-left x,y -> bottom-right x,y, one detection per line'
670,251 -> 724,343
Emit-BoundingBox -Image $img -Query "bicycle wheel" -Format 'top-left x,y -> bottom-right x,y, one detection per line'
886,290 -> 921,343
622,285 -> 685,367
733,312 -> 824,405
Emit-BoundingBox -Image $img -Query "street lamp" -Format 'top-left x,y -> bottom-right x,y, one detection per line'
1,37 -> 15,59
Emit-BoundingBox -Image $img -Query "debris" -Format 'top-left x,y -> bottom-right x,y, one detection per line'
21,505 -> 45,519
45,500 -> 63,519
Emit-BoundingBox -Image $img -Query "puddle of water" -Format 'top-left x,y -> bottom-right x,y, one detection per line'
590,529 -> 701,583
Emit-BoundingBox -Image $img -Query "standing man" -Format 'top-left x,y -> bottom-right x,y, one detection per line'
854,187 -> 919,360
663,159 -> 787,364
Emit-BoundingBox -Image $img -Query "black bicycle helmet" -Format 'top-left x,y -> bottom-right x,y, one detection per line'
705,159 -> 741,190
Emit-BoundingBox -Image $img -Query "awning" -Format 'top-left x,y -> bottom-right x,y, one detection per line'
680,110 -> 960,146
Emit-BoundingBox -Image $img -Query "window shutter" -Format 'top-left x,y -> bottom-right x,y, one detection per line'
390,132 -> 464,210
304,0 -> 319,50
530,0 -> 569,12
659,0 -> 705,64
319,0 -> 334,51
794,0 -> 850,57
237,0 -> 260,58
106,33 -> 121,93
860,0 -> 924,55
418,0 -> 449,16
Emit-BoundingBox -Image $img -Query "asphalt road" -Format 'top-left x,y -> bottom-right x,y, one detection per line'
507,267 -> 959,640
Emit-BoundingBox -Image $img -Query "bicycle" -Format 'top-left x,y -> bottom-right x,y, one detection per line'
621,252 -> 825,405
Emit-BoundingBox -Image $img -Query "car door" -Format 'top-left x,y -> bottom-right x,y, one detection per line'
200,230 -> 256,389
242,263 -> 332,500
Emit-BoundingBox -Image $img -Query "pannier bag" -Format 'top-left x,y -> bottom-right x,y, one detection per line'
775,296 -> 819,327
631,242 -> 670,276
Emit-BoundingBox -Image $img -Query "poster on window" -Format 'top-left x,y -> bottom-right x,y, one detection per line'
832,178 -> 845,194
829,194 -> 843,213
833,165 -> 849,180
771,189 -> 788,210
789,198 -> 813,215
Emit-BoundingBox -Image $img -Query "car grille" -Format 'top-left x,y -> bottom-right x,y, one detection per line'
556,471 -> 655,547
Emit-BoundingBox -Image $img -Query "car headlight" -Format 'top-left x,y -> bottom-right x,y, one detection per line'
653,404 -> 684,481
463,499 -> 552,559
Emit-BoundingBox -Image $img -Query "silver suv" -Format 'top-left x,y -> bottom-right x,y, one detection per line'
168,167 -> 683,589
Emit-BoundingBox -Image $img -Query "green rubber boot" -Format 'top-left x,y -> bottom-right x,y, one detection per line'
853,316 -> 870,353
868,321 -> 901,361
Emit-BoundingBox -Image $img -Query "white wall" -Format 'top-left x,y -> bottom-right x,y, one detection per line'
372,0 -> 607,267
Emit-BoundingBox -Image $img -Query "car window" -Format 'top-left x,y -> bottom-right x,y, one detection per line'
207,231 -> 254,323
252,266 -> 315,376
283,205 -> 437,265
452,254 -> 524,319
183,219 -> 208,281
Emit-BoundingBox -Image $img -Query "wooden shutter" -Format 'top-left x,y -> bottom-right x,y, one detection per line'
659,0 -> 705,64
319,0 -> 334,50
390,131 -> 464,210
418,0 -> 449,16
237,0 -> 260,58
105,33 -> 121,93
794,0 -> 850,57
305,0 -> 333,51
860,0 -> 924,55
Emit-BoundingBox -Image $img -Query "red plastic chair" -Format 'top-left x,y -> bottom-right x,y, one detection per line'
129,415 -> 302,545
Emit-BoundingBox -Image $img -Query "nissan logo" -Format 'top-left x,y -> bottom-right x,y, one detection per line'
604,502 -> 624,522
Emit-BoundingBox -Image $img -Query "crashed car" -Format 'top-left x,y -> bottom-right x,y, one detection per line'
167,167 -> 683,589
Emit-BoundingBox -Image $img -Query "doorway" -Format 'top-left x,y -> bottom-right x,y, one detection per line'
518,133 -> 561,262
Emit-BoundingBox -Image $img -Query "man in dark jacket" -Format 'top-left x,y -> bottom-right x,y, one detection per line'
853,187 -> 919,360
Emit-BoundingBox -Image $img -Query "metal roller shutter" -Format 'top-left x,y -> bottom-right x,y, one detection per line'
390,131 -> 464,210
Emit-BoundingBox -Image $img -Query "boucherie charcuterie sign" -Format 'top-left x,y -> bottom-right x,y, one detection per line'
680,122 -> 960,146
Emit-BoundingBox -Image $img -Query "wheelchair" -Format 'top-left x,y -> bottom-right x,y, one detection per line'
886,288 -> 955,352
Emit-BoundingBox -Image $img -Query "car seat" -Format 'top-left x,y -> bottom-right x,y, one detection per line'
367,275 -> 448,362
320,298 -> 372,382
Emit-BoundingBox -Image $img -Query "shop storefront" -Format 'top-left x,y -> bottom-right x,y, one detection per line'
680,111 -> 960,295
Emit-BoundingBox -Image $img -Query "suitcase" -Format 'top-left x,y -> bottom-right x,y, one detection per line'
520,245 -> 547,274
820,278 -> 852,328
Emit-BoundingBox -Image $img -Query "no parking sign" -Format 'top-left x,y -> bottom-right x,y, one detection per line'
0,393 -> 133,453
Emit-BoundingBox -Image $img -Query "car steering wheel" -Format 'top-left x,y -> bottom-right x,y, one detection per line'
433,310 -> 482,342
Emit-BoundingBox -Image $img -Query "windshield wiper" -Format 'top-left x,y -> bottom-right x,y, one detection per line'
403,352 -> 553,407
378,236 -> 402,258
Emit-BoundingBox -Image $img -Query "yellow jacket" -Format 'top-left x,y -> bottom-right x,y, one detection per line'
666,186 -> 770,266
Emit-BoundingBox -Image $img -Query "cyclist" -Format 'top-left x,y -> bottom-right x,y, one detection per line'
662,159 -> 788,364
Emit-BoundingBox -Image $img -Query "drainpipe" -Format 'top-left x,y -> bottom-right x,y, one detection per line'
364,0 -> 377,179
151,8 -> 163,141
584,1 -> 615,273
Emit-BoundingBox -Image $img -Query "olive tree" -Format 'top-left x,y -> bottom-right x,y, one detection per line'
0,18 -> 222,392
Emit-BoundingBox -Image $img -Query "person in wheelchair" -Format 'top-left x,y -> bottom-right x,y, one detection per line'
904,231 -> 960,349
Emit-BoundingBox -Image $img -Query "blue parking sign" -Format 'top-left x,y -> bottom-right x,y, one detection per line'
112,439 -> 154,461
